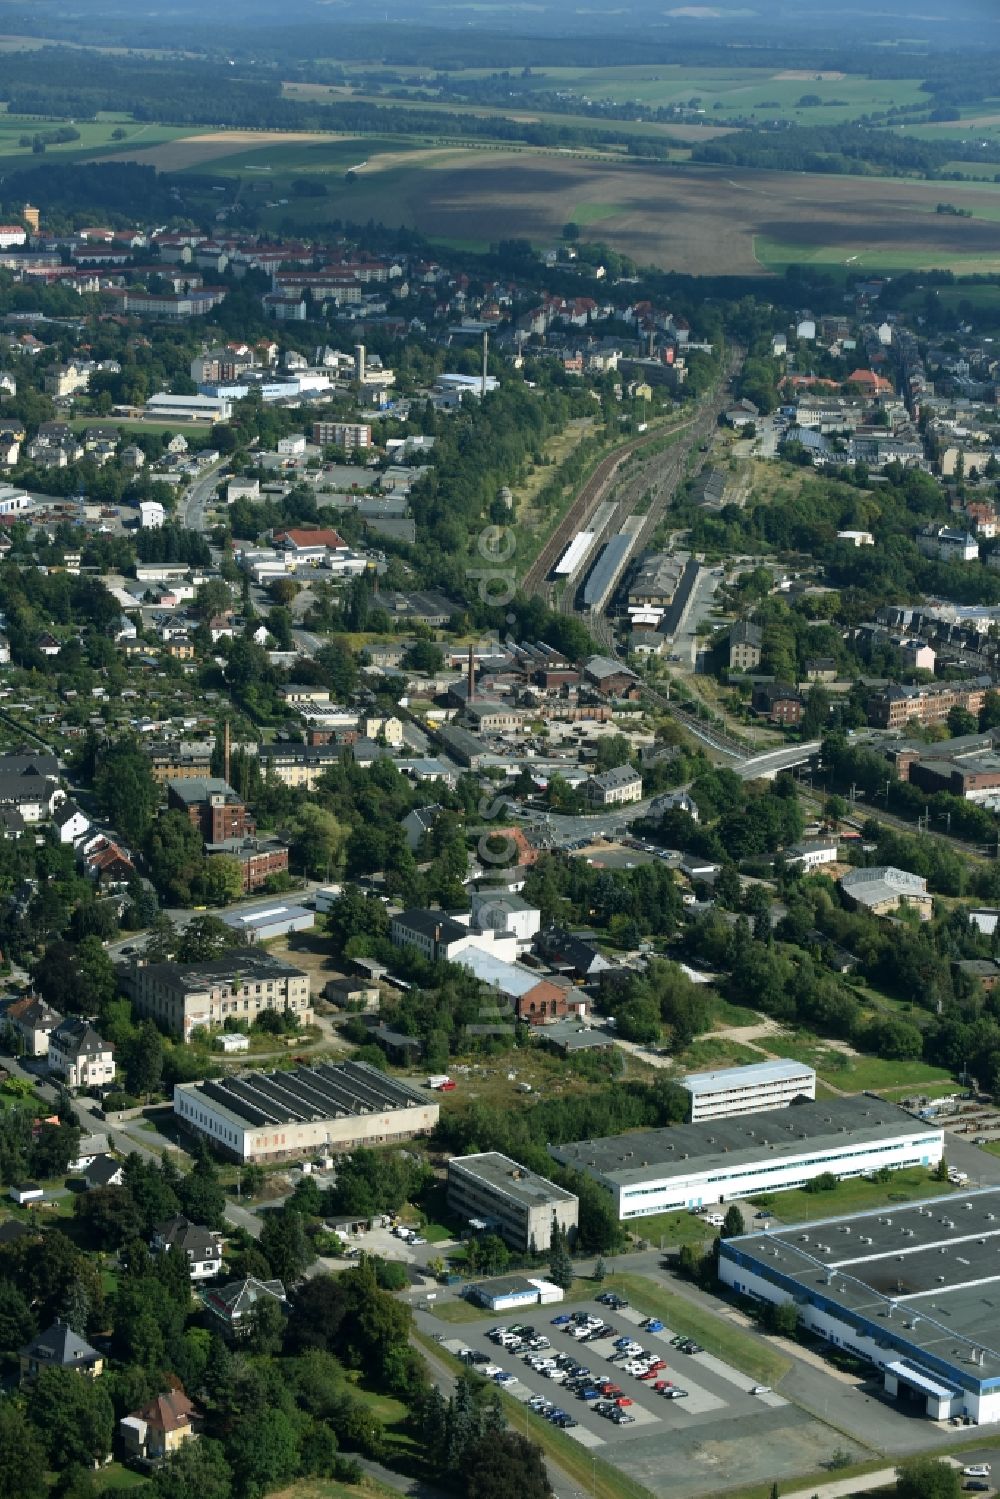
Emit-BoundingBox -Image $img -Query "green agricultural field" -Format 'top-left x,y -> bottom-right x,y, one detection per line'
177,135 -> 398,178
0,116 -> 194,175
329,62 -> 928,129
570,201 -> 621,225
754,232 -> 1000,277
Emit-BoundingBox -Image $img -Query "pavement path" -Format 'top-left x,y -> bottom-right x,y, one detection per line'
778,1468 -> 899,1499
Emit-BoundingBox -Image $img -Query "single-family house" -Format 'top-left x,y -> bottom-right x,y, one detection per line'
4,994 -> 63,1056
20,1320 -> 104,1379
48,1018 -> 115,1089
201,1276 -> 287,1338
152,1215 -> 223,1280
120,1388 -> 200,1465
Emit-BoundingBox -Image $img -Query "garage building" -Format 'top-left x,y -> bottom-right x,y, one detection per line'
174,1060 -> 439,1162
720,1188 -> 1000,1423
548,1097 -> 943,1220
467,1275 -> 565,1312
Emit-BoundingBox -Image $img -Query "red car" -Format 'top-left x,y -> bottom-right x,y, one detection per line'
600,1384 -> 622,1397
638,1369 -> 662,1381
615,1397 -> 634,1408
653,1380 -> 673,1392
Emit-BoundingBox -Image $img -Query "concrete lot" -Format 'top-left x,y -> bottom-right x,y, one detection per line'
426,1292 -> 868,1499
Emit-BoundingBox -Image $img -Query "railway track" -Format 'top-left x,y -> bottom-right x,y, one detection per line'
552,343 -> 745,629
521,416 -> 698,599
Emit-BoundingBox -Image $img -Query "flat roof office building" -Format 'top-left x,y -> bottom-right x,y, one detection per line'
448,1151 -> 579,1252
682,1059 -> 816,1123
720,1188 -> 1000,1423
549,1098 -> 943,1221
174,1060 -> 439,1162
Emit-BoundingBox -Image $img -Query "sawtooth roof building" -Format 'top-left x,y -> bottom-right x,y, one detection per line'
548,1097 -> 943,1220
174,1059 -> 439,1162
720,1187 -> 1000,1423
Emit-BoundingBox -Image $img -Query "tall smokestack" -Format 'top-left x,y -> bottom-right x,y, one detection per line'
467,645 -> 475,703
482,329 -> 489,399
223,720 -> 231,785
354,343 -> 366,385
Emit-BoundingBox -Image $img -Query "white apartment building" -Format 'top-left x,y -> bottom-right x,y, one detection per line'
681,1058 -> 817,1123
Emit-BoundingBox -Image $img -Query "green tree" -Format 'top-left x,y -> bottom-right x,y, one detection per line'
144,811 -> 208,905
192,580 -> 233,624
259,1205 -> 313,1282
122,1019 -> 164,1098
947,706 -> 978,738
225,1408 -> 300,1499
762,1300 -> 800,1337
464,1430 -> 552,1499
29,1365 -> 114,1466
0,1278 -> 34,1351
721,1204 -> 745,1239
202,855 -> 245,906
94,737 -> 160,845
153,1437 -> 232,1499
290,804 -> 349,880
325,886 -> 390,956
0,1403 -> 46,1499
73,1181 -> 143,1253
176,913 -> 245,962
548,1224 -> 574,1291
177,1156 -> 226,1229
895,1457 -> 960,1499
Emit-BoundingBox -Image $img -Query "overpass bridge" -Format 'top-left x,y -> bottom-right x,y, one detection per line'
735,741 -> 822,780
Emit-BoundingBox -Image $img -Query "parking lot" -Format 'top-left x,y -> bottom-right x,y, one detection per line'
431,1291 -> 868,1497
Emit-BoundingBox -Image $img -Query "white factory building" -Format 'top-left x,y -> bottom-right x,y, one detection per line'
549,1098 -> 943,1220
681,1058 -> 817,1123
721,1189 -> 1000,1424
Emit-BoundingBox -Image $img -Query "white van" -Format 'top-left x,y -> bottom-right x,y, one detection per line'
705,1213 -> 726,1229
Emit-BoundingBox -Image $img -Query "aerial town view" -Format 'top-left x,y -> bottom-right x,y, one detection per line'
2,3 -> 1000,1499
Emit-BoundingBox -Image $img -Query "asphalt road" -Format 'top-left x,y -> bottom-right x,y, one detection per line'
177,458 -> 227,532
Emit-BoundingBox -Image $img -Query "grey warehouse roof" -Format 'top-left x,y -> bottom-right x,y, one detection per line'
725,1187 -> 1000,1381
548,1097 -> 939,1188
178,1059 -> 428,1132
451,1151 -> 577,1208
840,866 -> 928,906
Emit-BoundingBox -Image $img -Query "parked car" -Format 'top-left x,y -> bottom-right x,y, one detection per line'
750,1385 -> 771,1396
963,1468 -> 992,1479
663,1388 -> 689,1399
